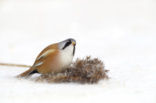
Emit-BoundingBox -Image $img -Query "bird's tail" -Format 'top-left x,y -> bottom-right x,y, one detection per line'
17,68 -> 38,78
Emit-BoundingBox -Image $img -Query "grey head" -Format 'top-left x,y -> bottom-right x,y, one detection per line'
58,38 -> 76,55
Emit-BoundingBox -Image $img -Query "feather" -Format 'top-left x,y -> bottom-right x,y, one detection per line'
36,49 -> 56,60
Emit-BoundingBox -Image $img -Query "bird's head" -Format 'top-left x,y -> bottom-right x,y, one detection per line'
58,38 -> 76,56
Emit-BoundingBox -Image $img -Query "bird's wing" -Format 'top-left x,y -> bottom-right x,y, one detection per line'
36,49 -> 56,61
32,44 -> 58,68
18,43 -> 59,77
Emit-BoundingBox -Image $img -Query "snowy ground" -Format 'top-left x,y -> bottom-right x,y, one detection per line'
0,0 -> 156,103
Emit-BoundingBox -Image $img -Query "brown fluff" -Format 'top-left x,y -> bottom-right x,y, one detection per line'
35,56 -> 109,84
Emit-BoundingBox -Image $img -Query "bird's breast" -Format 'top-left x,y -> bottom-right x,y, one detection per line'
59,47 -> 73,69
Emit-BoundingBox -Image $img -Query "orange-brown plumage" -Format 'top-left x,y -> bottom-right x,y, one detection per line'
33,43 -> 60,74
18,38 -> 76,78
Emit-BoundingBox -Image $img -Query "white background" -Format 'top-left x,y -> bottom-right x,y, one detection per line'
0,0 -> 156,103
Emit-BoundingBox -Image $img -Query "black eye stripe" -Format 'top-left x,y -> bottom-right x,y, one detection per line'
62,41 -> 71,49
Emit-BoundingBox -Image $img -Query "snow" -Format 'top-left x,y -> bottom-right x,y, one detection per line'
0,0 -> 156,103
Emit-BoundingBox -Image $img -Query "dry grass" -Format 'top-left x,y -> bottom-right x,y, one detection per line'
35,56 -> 109,84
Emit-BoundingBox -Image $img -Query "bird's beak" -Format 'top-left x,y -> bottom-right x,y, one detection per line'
72,41 -> 76,46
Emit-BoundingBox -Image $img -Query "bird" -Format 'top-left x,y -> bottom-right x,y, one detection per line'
18,38 -> 76,78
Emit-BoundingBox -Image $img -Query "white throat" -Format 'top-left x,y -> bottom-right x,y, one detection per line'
59,45 -> 74,69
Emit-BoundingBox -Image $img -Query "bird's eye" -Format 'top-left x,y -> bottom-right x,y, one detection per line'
62,41 -> 71,49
